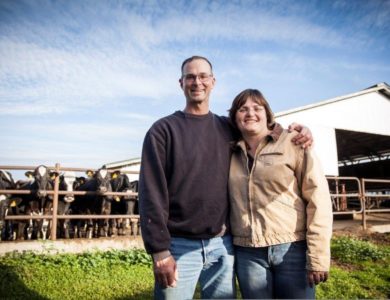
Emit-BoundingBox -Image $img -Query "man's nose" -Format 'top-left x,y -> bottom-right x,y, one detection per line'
193,75 -> 202,84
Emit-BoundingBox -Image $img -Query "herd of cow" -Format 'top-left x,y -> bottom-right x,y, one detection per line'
0,165 -> 139,241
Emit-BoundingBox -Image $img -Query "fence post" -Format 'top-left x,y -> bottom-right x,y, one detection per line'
51,163 -> 61,240
361,178 -> 367,230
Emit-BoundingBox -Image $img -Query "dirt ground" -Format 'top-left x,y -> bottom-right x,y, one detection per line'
333,228 -> 390,245
332,212 -> 390,245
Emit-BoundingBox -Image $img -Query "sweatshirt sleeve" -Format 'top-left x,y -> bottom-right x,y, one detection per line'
298,148 -> 333,271
139,126 -> 171,254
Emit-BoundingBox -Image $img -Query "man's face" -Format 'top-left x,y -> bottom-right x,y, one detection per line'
180,59 -> 215,105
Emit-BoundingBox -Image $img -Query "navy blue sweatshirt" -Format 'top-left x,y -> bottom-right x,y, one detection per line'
139,111 -> 235,254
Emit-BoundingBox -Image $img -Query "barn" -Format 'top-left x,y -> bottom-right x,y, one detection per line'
103,157 -> 141,182
275,82 -> 390,180
104,82 -> 390,182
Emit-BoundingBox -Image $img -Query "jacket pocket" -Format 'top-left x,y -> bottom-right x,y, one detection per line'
263,195 -> 306,233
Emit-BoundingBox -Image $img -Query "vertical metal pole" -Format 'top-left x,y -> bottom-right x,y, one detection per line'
335,179 -> 339,211
51,163 -> 61,241
361,178 -> 366,230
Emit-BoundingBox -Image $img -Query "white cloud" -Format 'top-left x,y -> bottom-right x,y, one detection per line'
0,0 -> 388,169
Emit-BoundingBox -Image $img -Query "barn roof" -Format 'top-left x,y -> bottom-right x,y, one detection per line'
103,157 -> 141,169
274,82 -> 390,177
275,82 -> 390,118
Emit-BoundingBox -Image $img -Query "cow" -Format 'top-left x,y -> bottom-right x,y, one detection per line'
56,171 -> 77,239
70,168 -> 113,238
0,170 -> 17,241
13,165 -> 55,240
109,171 -> 139,236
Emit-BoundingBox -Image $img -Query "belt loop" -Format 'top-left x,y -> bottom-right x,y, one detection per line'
201,239 -> 206,264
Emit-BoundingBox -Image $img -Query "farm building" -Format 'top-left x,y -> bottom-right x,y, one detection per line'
104,82 -> 390,181
275,82 -> 390,179
103,157 -> 141,182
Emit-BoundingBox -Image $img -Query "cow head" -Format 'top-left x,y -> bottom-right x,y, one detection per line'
0,170 -> 17,237
0,170 -> 15,191
95,168 -> 111,195
110,171 -> 122,202
74,176 -> 86,190
33,165 -> 54,198
60,171 -> 76,203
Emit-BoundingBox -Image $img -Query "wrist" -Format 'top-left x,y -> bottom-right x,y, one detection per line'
152,250 -> 171,262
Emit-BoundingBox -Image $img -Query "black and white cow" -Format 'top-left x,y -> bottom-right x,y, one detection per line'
109,171 -> 139,236
0,170 -> 16,241
57,171 -> 77,239
70,168 -> 113,238
14,165 -> 55,240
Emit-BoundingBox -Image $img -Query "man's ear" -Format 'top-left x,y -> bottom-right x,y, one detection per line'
179,78 -> 183,89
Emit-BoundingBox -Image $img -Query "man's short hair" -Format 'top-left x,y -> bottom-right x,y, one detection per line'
181,56 -> 213,75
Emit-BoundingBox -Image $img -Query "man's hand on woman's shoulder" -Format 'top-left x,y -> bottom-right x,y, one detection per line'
288,122 -> 313,149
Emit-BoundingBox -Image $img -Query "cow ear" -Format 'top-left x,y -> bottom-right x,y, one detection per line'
111,171 -> 120,179
77,176 -> 86,184
50,171 -> 59,179
25,171 -> 34,178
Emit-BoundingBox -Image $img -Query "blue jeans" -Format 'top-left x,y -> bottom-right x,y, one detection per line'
154,235 -> 236,300
235,240 -> 315,299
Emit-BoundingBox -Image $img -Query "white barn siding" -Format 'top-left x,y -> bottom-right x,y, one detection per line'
275,90 -> 390,176
122,164 -> 140,182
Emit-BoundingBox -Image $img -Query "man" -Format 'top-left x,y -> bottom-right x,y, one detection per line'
139,55 -> 312,299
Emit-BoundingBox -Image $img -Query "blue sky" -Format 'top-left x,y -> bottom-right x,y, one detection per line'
1,0 -> 389,177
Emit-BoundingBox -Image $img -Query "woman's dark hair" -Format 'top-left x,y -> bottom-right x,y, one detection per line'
228,89 -> 275,130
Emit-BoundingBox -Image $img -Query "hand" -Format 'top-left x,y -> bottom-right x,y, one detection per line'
153,255 -> 178,288
288,123 -> 313,149
307,271 -> 329,287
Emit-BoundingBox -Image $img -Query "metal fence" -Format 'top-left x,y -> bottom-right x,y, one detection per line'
1,164 -> 390,241
327,176 -> 390,229
0,163 -> 140,241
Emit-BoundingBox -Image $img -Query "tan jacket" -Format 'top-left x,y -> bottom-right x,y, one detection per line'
229,125 -> 333,271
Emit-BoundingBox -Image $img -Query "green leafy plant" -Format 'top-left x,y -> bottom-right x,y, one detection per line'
331,236 -> 389,263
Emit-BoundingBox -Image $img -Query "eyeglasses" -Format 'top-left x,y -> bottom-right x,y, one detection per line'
238,106 -> 265,114
182,73 -> 213,83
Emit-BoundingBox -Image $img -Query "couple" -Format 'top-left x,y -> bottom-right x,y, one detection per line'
139,56 -> 332,299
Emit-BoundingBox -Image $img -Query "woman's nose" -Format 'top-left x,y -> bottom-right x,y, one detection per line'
246,108 -> 255,115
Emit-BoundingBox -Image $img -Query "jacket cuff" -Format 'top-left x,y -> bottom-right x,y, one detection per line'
152,250 -> 171,262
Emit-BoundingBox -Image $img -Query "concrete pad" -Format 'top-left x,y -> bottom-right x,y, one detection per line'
0,236 -> 144,256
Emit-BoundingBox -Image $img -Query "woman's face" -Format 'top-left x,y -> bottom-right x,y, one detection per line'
235,98 -> 268,135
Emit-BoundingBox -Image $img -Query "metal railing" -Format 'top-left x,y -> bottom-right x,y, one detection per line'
0,163 -> 140,241
361,178 -> 390,229
1,164 -> 390,240
326,176 -> 390,230
326,176 -> 363,215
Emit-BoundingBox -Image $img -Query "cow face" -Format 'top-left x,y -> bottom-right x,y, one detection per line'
0,170 -> 16,210
60,171 -> 76,203
0,170 -> 16,237
95,168 -> 111,194
33,165 -> 53,198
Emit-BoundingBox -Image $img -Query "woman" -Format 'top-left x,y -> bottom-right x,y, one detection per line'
228,89 -> 333,299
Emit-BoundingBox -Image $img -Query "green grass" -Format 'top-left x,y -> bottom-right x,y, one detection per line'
0,249 -> 154,299
0,235 -> 389,299
316,235 -> 390,299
